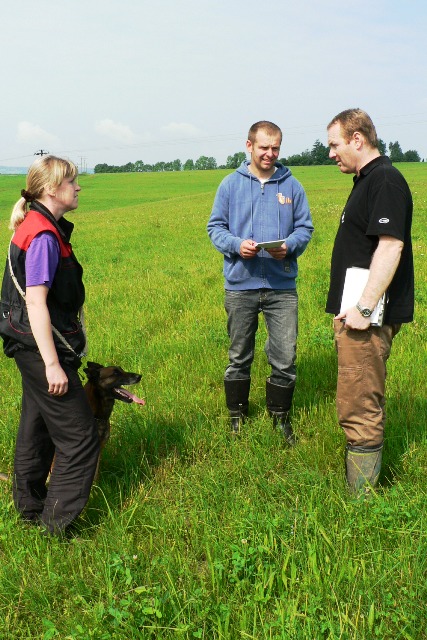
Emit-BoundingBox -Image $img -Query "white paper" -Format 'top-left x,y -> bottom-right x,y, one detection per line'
255,239 -> 286,249
340,267 -> 386,327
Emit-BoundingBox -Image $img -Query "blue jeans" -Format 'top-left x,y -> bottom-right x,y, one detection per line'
224,289 -> 298,387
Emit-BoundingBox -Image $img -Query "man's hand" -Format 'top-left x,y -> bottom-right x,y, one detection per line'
335,306 -> 371,330
266,243 -> 287,260
240,240 -> 260,259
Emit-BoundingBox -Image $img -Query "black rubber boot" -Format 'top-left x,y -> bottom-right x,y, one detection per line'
266,378 -> 296,446
346,444 -> 383,498
224,378 -> 250,436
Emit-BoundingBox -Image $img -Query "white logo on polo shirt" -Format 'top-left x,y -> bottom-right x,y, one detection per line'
379,218 -> 389,223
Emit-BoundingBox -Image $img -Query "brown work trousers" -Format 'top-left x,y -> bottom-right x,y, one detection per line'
333,319 -> 401,448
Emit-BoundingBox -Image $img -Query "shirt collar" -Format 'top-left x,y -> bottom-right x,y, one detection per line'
354,155 -> 391,183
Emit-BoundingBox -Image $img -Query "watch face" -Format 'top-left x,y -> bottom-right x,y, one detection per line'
357,303 -> 372,317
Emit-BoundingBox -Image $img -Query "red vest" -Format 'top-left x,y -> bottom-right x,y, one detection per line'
0,204 -> 85,366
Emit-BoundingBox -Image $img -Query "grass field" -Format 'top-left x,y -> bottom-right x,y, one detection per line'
0,164 -> 426,639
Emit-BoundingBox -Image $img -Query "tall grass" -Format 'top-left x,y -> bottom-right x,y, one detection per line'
0,164 -> 426,639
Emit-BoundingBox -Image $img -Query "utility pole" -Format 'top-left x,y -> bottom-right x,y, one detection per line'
79,156 -> 87,173
34,149 -> 49,157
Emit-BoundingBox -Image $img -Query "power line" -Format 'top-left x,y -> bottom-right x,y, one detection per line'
1,111 -> 426,165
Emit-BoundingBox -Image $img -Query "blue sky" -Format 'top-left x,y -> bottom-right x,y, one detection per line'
1,0 -> 426,169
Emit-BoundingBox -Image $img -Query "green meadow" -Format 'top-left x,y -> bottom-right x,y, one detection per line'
0,164 -> 426,639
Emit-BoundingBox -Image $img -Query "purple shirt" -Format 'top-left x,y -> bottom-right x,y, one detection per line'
26,232 -> 60,288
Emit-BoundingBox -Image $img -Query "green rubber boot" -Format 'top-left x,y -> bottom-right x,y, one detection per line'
345,444 -> 383,498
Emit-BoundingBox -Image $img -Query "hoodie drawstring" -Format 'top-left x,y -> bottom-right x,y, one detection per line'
249,177 -> 254,239
247,164 -> 284,241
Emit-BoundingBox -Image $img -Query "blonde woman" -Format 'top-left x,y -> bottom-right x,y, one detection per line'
0,156 -> 99,536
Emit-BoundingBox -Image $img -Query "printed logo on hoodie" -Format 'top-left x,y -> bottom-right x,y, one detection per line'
277,193 -> 292,205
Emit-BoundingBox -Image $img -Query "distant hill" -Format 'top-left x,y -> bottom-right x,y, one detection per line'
0,166 -> 28,175
0,166 -> 93,175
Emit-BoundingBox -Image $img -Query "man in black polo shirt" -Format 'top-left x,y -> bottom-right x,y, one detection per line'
326,108 -> 414,496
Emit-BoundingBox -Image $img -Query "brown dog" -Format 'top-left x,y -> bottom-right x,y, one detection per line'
0,361 -> 145,482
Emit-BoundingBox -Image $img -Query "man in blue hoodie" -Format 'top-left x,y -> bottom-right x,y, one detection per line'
207,121 -> 313,440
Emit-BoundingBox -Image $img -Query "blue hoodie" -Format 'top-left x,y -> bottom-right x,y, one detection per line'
207,161 -> 314,290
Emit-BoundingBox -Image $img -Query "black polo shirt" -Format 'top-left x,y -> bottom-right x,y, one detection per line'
326,156 -> 414,323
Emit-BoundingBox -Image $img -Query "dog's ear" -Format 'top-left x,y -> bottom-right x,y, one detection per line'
87,361 -> 103,369
83,361 -> 103,380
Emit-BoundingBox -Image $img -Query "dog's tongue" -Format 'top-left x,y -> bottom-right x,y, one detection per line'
128,391 -> 146,405
115,388 -> 146,405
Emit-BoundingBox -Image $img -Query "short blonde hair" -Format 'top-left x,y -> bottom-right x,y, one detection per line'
10,155 -> 78,230
248,121 -> 282,145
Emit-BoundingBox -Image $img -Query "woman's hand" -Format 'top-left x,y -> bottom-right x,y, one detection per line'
45,362 -> 68,395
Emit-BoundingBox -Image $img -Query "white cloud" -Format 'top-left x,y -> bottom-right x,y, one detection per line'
160,122 -> 204,139
95,119 -> 138,144
2,3 -> 425,166
16,121 -> 60,147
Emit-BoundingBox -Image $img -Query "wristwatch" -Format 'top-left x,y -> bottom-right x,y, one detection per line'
356,302 -> 373,318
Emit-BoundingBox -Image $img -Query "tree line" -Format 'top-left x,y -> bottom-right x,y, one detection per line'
280,139 -> 422,166
94,156 -> 218,173
93,140 -> 422,173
